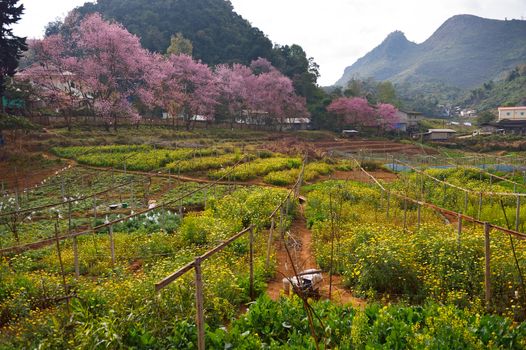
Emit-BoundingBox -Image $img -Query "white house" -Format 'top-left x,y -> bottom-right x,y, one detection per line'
498,106 -> 526,121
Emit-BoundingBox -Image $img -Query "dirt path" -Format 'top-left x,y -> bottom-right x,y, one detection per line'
266,205 -> 365,308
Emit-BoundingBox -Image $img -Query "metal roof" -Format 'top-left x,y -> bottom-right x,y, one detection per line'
428,129 -> 457,133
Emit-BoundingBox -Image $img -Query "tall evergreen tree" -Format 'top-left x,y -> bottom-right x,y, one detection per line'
0,0 -> 27,112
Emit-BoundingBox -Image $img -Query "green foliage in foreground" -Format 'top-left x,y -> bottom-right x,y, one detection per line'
178,296 -> 526,349
0,186 -> 294,348
306,180 -> 526,318
390,167 -> 526,230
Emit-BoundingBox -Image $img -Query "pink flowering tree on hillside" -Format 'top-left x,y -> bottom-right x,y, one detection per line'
376,103 -> 400,131
163,54 -> 219,130
253,69 -> 308,130
327,97 -> 374,129
214,57 -> 308,131
22,37 -> 89,131
249,57 -> 275,75
23,13 -> 156,131
144,53 -> 184,128
239,58 -> 309,130
72,13 -> 155,130
214,63 -> 253,128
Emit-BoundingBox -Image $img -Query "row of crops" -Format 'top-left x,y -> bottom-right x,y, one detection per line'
52,145 -> 356,186
0,167 -> 174,248
388,166 -> 526,231
3,147 -> 526,348
0,184 -> 296,348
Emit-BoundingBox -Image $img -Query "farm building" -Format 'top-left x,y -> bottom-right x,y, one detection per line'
394,110 -> 423,132
423,129 -> 457,141
498,106 -> 526,121
493,107 -> 526,134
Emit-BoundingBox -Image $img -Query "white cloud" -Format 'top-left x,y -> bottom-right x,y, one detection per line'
12,0 -> 526,85
13,0 -> 92,39
230,0 -> 526,85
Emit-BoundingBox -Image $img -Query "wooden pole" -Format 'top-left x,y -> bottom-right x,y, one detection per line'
194,257 -> 205,350
93,196 -> 97,223
386,190 -> 391,219
516,195 -> 521,232
161,205 -> 166,231
403,198 -> 408,230
249,227 -> 254,301
265,218 -> 275,270
484,222 -> 491,311
417,204 -> 421,230
130,180 -> 134,209
54,221 -> 70,313
478,192 -> 483,220
280,206 -> 284,236
109,225 -> 115,266
69,201 -> 79,278
457,213 -> 462,248
179,199 -> 183,218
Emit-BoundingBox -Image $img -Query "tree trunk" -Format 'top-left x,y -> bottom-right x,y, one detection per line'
65,113 -> 72,132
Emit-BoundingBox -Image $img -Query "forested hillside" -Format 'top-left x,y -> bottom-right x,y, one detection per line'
75,0 -> 271,66
70,0 -> 327,124
460,64 -> 526,111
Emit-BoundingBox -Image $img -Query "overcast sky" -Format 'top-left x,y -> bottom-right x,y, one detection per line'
12,0 -> 526,85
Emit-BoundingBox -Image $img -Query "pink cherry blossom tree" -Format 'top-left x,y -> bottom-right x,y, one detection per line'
376,103 -> 400,130
214,63 -> 253,128
22,37 -> 89,130
216,59 -> 310,131
252,69 -> 308,130
72,13 -> 155,130
327,97 -> 375,129
163,54 -> 219,130
23,13 -> 156,131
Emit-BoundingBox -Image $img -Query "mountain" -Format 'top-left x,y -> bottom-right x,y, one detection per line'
75,0 -> 274,66
336,15 -> 526,90
459,64 -> 526,111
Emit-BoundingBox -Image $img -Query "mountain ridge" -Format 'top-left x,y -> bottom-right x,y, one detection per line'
335,15 -> 526,89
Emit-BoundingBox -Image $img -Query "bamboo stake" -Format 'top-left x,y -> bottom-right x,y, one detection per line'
109,225 -> 115,266
386,190 -> 391,219
194,257 -> 205,350
265,218 -> 275,270
69,201 -> 79,277
54,221 -> 70,313
516,195 -> 521,232
417,204 -> 421,230
478,192 -> 483,220
403,198 -> 408,231
457,213 -> 462,248
484,222 -> 491,311
249,227 -> 254,301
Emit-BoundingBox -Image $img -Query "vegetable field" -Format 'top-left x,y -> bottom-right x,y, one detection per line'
2,138 -> 526,349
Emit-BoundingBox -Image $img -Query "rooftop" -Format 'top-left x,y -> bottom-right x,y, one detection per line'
498,106 -> 526,110
428,129 -> 457,133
